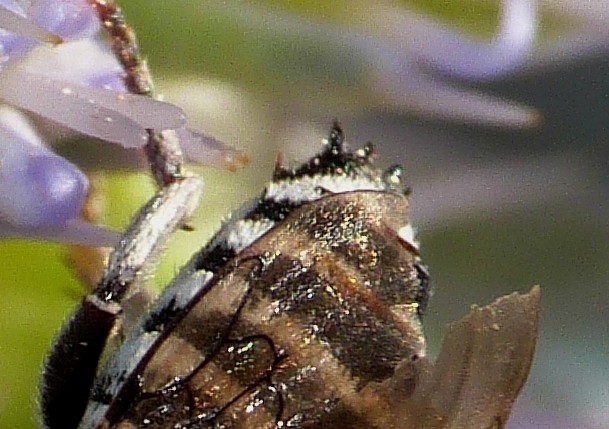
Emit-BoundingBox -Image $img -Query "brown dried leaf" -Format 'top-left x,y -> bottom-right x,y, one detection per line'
413,286 -> 541,429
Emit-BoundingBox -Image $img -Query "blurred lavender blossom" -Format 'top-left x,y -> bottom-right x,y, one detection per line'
210,0 -> 539,128
0,0 -> 237,245
363,0 -> 539,126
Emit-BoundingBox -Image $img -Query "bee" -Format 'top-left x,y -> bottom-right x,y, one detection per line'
41,122 -> 430,429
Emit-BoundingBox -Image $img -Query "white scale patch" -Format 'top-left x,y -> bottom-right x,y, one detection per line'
203,215 -> 276,255
204,174 -> 385,255
80,332 -> 159,429
266,174 -> 385,204
206,174 -> 405,254
226,218 -> 276,252
268,174 -> 419,251
398,224 -> 419,250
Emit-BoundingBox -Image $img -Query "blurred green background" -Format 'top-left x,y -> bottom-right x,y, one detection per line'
1,1 -> 608,428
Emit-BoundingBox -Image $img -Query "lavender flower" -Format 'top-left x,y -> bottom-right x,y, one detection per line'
368,0 -> 539,126
207,0 -> 539,128
0,0 -> 237,245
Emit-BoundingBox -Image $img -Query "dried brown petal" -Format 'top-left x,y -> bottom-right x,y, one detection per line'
414,286 -> 540,429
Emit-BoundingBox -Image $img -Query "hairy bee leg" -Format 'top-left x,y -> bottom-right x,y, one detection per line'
41,176 -> 203,429
99,176 -> 202,300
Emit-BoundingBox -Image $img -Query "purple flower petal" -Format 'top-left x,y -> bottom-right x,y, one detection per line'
86,72 -> 129,93
0,105 -> 120,246
0,0 -> 98,66
175,127 -> 248,169
25,154 -> 89,226
22,37 -> 128,92
0,108 -> 88,228
0,0 -> 22,14
0,69 -> 187,148
413,0 -> 538,82
0,4 -> 62,51
369,49 -> 541,128
29,0 -> 100,40
0,218 -> 120,246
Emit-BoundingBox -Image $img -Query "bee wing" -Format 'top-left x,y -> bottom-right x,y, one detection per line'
85,257 -> 283,429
